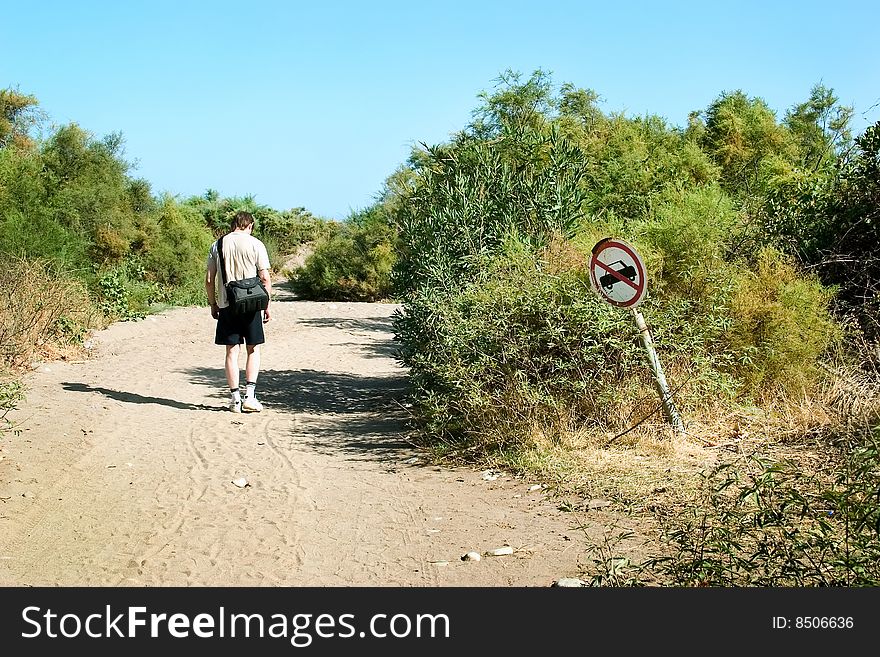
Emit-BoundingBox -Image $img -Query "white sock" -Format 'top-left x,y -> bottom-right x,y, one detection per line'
245,382 -> 256,399
231,388 -> 241,404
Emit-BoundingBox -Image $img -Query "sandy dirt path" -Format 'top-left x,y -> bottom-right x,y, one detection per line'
0,284 -> 595,586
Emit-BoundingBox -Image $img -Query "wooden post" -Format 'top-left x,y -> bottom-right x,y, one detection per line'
631,308 -> 684,434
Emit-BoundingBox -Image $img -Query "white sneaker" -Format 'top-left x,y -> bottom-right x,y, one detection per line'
242,397 -> 263,413
229,399 -> 242,413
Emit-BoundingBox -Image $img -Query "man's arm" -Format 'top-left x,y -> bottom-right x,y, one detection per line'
206,258 -> 220,319
259,267 -> 272,323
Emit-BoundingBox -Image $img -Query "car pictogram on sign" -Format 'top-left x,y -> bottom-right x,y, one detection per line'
599,260 -> 637,291
589,238 -> 648,308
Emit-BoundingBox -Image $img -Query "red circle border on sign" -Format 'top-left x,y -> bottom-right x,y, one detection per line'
589,239 -> 647,308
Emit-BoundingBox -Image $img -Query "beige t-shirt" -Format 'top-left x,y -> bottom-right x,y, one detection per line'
208,231 -> 271,309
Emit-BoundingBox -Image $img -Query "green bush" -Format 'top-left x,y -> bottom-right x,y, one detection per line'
394,232 -> 768,448
395,238 -> 646,447
261,207 -> 334,253
96,259 -> 158,320
0,208 -> 91,274
393,128 -> 588,295
725,247 -> 841,395
142,197 -> 215,306
638,186 -> 739,297
390,117 -> 746,448
388,73 -> 849,454
0,379 -> 24,438
0,146 -> 92,273
645,436 -> 880,586
38,125 -> 145,266
575,114 -> 721,222
1,118 -> 216,318
762,121 -> 880,340
292,206 -> 396,301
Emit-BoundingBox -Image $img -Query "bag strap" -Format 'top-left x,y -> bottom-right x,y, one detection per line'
216,235 -> 229,287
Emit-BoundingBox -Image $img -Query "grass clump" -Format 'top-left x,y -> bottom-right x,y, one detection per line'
0,257 -> 103,369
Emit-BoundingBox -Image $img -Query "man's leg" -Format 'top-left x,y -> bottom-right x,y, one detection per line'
226,344 -> 242,411
242,344 -> 263,412
245,344 -> 260,385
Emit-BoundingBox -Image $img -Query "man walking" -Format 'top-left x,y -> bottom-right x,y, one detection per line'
205,211 -> 272,412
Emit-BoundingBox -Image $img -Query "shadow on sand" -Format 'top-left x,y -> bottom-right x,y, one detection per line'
61,382 -> 222,412
185,366 -> 417,463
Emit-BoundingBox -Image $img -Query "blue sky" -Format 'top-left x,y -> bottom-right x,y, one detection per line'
4,0 -> 879,220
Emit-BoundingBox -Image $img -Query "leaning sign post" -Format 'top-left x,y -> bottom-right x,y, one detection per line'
589,238 -> 685,434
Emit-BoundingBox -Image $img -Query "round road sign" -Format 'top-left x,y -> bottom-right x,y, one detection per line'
589,238 -> 647,308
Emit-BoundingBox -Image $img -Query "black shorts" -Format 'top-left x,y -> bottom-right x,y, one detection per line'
215,307 -> 265,345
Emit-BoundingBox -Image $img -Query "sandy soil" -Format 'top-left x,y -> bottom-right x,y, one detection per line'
0,282 -> 616,586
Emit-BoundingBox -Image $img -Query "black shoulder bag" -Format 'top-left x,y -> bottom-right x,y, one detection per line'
216,235 -> 270,315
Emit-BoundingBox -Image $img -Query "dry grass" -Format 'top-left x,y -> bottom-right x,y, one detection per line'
504,360 -> 880,522
490,367 -> 880,585
0,257 -> 104,371
557,423 -> 717,512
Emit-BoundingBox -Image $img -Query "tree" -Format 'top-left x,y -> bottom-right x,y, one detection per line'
762,121 -> 880,340
825,121 -> 880,338
784,83 -> 853,172
0,88 -> 41,149
694,90 -> 795,194
470,69 -> 555,137
558,83 -> 603,129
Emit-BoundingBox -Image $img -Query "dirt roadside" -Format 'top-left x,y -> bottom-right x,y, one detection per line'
0,283 -> 638,586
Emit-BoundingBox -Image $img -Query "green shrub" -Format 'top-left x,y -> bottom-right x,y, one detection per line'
390,122 -> 751,450
0,147 -> 92,273
398,230 -> 838,450
393,127 -> 588,295
96,260 -> 157,320
292,206 -> 396,301
38,125 -> 143,265
575,114 -> 721,221
762,121 -> 880,340
645,436 -> 880,586
261,207 -> 334,253
638,186 -> 739,297
395,239 -> 646,447
0,208 -> 91,273
725,247 -> 841,395
392,112 -> 841,454
0,379 -> 24,437
394,229 -> 775,449
142,197 -> 215,306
